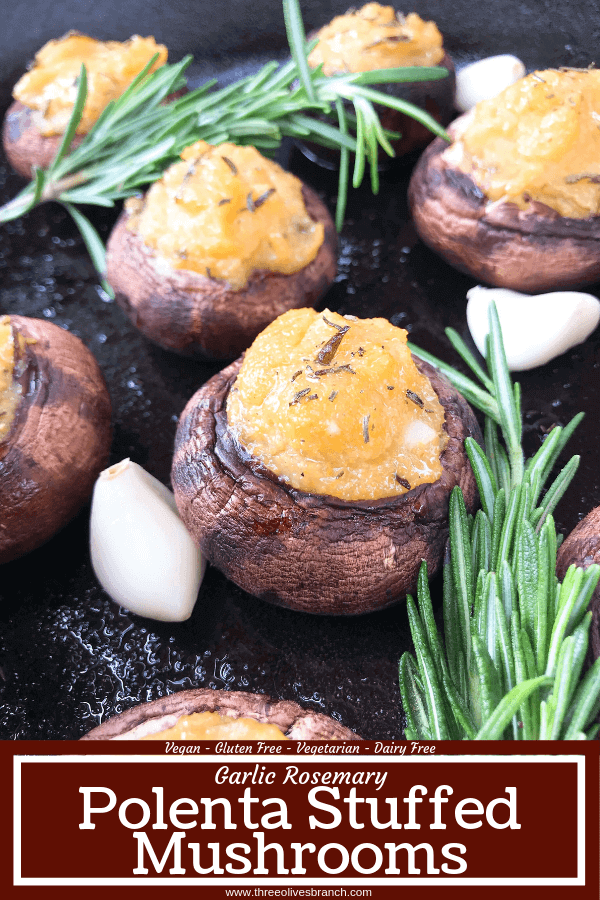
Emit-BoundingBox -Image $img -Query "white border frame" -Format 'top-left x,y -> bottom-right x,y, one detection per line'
13,754 -> 586,886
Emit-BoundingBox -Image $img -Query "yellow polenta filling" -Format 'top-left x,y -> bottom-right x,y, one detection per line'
449,69 -> 600,218
13,33 -> 167,136
308,4 -> 444,76
0,317 -> 24,445
227,308 -> 447,501
141,711 -> 288,740
125,141 -> 324,291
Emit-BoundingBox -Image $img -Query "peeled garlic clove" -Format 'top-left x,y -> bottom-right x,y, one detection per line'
466,285 -> 600,371
455,55 -> 526,112
90,459 -> 205,622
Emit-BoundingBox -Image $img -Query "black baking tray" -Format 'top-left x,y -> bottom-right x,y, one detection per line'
1,1 -> 599,740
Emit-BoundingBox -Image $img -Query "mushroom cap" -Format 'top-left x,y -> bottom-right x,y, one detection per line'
556,505 -> 600,664
81,688 -> 360,740
371,51 -> 456,158
171,354 -> 481,615
3,88 -> 186,179
299,51 -> 455,167
2,99 -> 85,177
408,121 -> 600,293
0,316 -> 112,564
105,185 -> 338,360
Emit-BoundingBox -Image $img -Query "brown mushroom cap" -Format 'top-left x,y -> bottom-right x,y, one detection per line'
299,51 -> 455,167
3,87 -> 186,179
171,354 -> 481,615
556,506 -> 600,664
105,185 -> 338,360
0,316 -> 112,564
408,120 -> 600,293
81,688 -> 360,740
2,99 -> 85,178
379,51 -> 455,158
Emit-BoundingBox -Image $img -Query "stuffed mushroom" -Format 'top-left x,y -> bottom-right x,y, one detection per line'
3,33 -> 167,177
81,688 -> 360,740
171,308 -> 480,615
301,3 -> 455,165
106,141 -> 337,360
409,68 -> 600,292
0,315 -> 112,564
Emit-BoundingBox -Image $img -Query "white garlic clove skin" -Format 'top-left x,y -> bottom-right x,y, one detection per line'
90,459 -> 206,622
455,55 -> 526,112
466,285 -> 600,371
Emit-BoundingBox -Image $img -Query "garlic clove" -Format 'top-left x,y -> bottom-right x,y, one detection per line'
466,285 -> 600,371
90,459 -> 206,622
455,55 -> 526,112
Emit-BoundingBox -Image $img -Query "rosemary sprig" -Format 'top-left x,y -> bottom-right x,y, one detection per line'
0,0 -> 449,286
401,304 -> 600,740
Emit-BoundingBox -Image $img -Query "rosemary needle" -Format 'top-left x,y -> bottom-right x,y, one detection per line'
401,304 -> 600,741
0,0 -> 449,289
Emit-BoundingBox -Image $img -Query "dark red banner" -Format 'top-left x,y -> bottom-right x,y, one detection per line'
2,740 -> 598,898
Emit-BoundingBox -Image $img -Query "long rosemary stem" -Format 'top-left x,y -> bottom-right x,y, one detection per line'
400,304 -> 600,741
